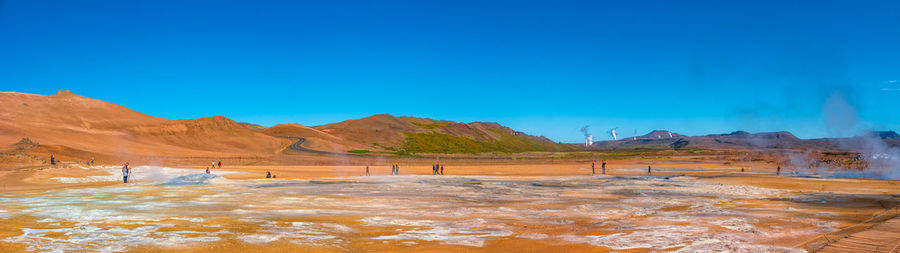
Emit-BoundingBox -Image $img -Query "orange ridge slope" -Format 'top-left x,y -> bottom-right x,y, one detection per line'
0,91 -> 289,157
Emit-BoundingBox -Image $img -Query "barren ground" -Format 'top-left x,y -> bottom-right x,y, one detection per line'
1,157 -> 897,252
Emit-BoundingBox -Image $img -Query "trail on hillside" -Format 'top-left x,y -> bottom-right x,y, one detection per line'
278,136 -> 362,157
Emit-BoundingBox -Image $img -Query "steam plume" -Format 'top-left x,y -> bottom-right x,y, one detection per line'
823,91 -> 900,179
580,126 -> 593,146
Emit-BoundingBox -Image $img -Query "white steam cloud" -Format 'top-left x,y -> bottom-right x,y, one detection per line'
822,91 -> 900,179
580,126 -> 593,146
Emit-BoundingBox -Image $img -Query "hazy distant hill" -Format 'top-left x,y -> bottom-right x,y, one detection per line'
590,129 -> 900,151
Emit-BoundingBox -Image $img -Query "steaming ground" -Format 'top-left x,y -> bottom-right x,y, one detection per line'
1,166 -> 889,252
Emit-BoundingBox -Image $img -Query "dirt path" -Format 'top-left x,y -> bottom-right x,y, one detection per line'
277,136 -> 362,156
804,207 -> 900,253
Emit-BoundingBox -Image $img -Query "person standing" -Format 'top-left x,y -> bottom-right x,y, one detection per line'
592,162 -> 595,175
440,165 -> 444,175
647,165 -> 651,175
365,166 -> 370,176
601,161 -> 607,175
218,161 -> 222,168
90,157 -> 94,166
776,166 -> 781,175
50,154 -> 55,165
395,164 -> 399,175
122,162 -> 130,183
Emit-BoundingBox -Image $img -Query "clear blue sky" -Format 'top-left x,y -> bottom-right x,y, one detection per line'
2,0 -> 898,143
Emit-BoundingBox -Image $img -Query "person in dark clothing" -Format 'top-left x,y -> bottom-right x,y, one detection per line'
440,165 -> 444,175
592,162 -> 595,175
266,171 -> 272,178
122,162 -> 130,183
365,166 -> 370,176
601,161 -> 607,175
647,165 -> 652,175
50,154 -> 55,165
776,166 -> 781,175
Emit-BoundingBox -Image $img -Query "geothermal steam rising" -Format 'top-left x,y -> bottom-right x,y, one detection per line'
823,92 -> 900,179
607,127 -> 618,140
580,126 -> 593,146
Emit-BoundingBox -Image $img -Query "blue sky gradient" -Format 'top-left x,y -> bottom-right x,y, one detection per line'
1,0 -> 899,142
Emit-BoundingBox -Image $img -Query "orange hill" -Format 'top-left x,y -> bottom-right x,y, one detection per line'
0,91 -> 575,161
0,91 -> 289,160
314,114 -> 576,153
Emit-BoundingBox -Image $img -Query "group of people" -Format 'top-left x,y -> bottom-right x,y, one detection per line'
590,161 -> 795,176
390,164 -> 400,175
49,154 -> 98,167
591,161 -> 607,175
361,164 -> 446,176
590,161 -> 655,175
205,161 -> 222,174
432,164 -> 444,175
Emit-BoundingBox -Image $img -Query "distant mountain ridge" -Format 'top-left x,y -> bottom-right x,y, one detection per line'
590,129 -> 900,151
3,91 -> 896,158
